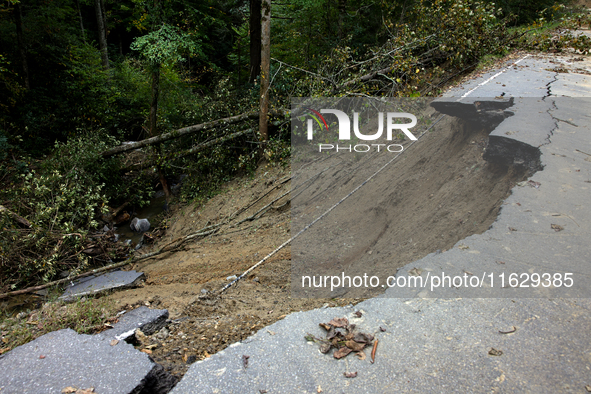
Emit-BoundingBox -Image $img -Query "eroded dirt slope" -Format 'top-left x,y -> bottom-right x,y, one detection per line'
108,110 -> 531,378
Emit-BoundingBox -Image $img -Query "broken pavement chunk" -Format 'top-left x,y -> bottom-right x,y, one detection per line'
59,270 -> 145,301
97,306 -> 168,342
1,328 -> 177,394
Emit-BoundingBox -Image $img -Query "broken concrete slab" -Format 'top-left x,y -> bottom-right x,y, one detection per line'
430,96 -> 515,126
98,306 -> 169,342
431,97 -> 545,172
0,328 -> 177,394
59,270 -> 145,301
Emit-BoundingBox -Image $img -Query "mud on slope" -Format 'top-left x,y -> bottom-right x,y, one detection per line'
107,108 -> 531,378
292,103 -> 530,298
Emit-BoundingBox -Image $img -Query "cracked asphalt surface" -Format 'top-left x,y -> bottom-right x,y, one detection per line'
171,53 -> 591,393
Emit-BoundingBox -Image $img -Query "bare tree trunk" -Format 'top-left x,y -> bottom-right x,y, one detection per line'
101,111 -> 271,157
338,0 -> 347,40
75,0 -> 86,43
101,0 -> 108,34
95,0 -> 109,70
259,0 -> 271,143
249,0 -> 262,83
159,169 -> 171,201
13,3 -> 29,89
149,66 -> 160,137
149,64 -> 172,201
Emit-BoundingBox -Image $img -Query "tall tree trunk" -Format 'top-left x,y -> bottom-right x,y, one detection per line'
101,0 -> 108,34
150,64 -> 172,201
75,0 -> 86,43
95,0 -> 109,70
13,3 -> 29,89
259,0 -> 271,143
338,0 -> 347,40
249,0 -> 262,84
149,65 -> 160,137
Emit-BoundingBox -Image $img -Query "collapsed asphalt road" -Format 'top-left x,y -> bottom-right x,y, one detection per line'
171,54 -> 591,393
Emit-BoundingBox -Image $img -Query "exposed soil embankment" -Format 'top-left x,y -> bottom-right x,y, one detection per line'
292,101 -> 530,298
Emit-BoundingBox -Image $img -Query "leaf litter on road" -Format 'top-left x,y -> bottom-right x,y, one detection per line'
305,317 -> 376,365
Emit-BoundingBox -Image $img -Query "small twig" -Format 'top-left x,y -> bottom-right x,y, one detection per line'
370,338 -> 378,364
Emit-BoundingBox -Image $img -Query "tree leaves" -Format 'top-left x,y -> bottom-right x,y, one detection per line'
306,316 -> 375,360
130,24 -> 203,67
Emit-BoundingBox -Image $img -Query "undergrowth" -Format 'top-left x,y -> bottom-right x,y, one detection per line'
0,297 -> 118,355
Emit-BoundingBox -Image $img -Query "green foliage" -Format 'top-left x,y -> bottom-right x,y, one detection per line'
0,169 -> 106,285
20,170 -> 107,233
0,297 -> 117,351
131,23 -> 203,68
517,7 -> 591,54
490,0 -> 573,25
44,131 -> 158,208
264,137 -> 291,166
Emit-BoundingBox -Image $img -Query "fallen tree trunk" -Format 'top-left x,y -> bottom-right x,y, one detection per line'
101,112 -> 260,157
101,110 -> 288,158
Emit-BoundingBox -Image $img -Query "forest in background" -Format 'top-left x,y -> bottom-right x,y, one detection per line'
0,0 -> 590,291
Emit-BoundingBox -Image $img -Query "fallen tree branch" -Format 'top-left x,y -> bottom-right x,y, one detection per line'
271,57 -> 337,88
0,225 -> 222,298
122,128 -> 255,171
0,171 -> 293,299
133,225 -> 222,263
103,202 -> 130,222
332,35 -> 437,93
0,205 -> 31,228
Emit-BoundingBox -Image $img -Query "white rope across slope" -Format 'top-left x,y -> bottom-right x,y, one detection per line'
219,114 -> 446,293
